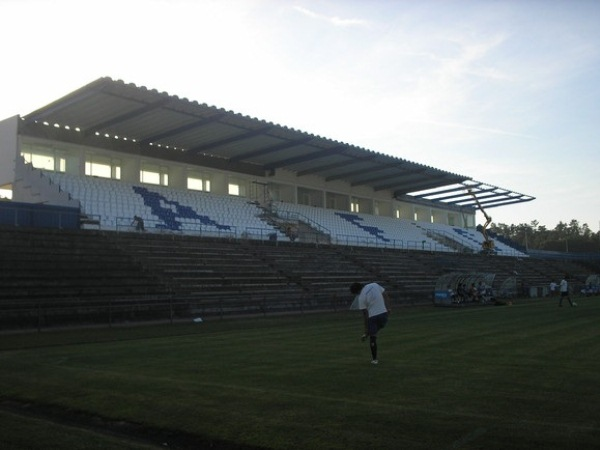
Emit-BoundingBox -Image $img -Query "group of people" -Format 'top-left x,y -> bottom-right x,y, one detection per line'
580,284 -> 600,296
553,277 -> 598,298
351,273 -> 584,365
450,281 -> 492,304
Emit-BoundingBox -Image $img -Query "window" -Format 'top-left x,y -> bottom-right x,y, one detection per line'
85,161 -> 111,178
140,170 -> 160,185
140,164 -> 168,186
85,155 -> 121,179
21,151 -> 65,172
187,175 -> 211,192
228,183 -> 240,196
21,142 -> 67,173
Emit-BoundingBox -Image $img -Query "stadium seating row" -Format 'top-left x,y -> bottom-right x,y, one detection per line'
46,172 -> 286,240
1,224 -> 597,330
274,201 -> 528,256
45,172 -> 527,255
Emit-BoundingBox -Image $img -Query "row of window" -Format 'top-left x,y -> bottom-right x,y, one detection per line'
21,151 -> 382,214
21,151 -> 228,194
18,149 -> 463,225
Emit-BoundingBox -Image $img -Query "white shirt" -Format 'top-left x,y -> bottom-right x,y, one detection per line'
357,283 -> 388,317
560,279 -> 568,293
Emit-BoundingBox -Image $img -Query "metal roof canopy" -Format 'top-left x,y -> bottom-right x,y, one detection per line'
20,77 -> 534,210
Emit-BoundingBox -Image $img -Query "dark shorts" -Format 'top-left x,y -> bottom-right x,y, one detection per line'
560,291 -> 569,297
368,312 -> 388,336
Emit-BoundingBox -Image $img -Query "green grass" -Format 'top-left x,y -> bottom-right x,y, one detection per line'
0,298 -> 599,449
0,410 -> 159,450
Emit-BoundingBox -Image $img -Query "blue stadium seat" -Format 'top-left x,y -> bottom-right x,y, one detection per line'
335,212 -> 390,242
132,186 -> 231,231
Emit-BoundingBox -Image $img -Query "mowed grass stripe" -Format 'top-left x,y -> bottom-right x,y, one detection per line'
0,299 -> 598,449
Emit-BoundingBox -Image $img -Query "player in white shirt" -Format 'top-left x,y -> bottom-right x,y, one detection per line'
559,275 -> 576,307
350,282 -> 392,364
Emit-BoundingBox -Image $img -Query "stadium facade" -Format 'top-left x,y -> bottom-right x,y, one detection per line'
0,77 -> 534,252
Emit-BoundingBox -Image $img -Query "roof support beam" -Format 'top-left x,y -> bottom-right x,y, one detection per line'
463,195 -> 523,207
85,98 -> 172,137
349,163 -> 422,186
296,156 -> 361,177
350,171 -> 405,187
410,182 -> 480,199
458,197 -> 531,209
139,112 -> 227,145
323,156 -> 387,181
391,177 -> 456,195
264,145 -> 347,170
479,197 -> 535,208
229,135 -> 315,162
429,187 -> 497,203
188,125 -> 273,154
374,168 -> 429,191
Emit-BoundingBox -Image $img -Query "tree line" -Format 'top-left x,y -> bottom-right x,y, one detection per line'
490,220 -> 600,253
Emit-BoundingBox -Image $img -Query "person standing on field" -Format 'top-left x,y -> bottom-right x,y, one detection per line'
559,274 -> 576,307
549,281 -> 558,297
350,282 -> 391,365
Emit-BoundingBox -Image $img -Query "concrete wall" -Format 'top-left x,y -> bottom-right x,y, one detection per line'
0,201 -> 80,229
0,116 -> 19,188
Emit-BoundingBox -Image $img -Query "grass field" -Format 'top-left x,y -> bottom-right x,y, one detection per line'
0,297 -> 598,449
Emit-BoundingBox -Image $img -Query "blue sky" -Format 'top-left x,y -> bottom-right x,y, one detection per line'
1,0 -> 598,231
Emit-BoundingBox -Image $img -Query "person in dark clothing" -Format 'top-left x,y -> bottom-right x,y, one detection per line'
132,215 -> 145,231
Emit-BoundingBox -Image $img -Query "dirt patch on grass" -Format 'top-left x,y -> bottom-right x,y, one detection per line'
0,398 -> 267,450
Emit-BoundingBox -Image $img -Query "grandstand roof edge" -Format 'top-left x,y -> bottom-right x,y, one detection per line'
19,77 -> 533,209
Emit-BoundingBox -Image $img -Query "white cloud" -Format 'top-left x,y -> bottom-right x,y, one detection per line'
293,5 -> 369,27
408,120 -> 537,140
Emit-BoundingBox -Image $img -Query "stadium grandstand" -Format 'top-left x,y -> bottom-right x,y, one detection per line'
1,77 -> 598,329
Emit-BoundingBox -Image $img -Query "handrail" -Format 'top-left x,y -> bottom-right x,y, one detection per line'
115,216 -> 283,241
275,210 -> 331,236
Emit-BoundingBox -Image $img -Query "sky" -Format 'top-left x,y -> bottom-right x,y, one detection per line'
1,0 -> 599,231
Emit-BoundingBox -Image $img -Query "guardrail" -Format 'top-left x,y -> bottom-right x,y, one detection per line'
112,218 -> 472,252
115,217 -> 328,244
333,234 -> 458,252
275,210 -> 331,236
0,207 -> 527,256
0,203 -> 81,229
